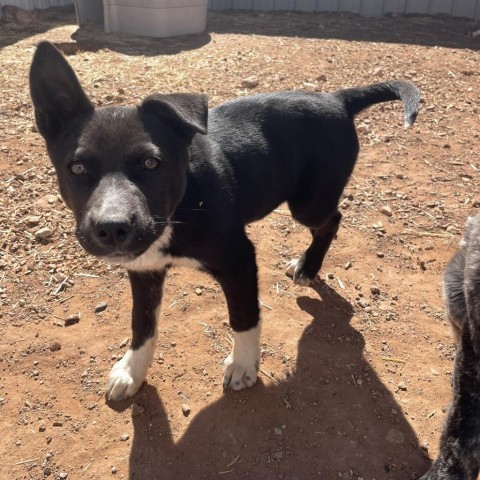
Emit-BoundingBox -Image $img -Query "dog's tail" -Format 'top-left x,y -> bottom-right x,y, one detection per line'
337,81 -> 420,127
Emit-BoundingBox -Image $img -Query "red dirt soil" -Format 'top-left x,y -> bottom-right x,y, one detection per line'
1,7 -> 479,480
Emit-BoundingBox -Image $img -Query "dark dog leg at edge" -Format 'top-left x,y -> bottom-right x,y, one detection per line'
420,328 -> 480,480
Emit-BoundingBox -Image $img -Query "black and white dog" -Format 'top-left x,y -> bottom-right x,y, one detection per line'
29,42 -> 420,402
421,215 -> 480,479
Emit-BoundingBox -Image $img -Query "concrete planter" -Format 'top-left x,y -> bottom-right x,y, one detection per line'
103,0 -> 208,37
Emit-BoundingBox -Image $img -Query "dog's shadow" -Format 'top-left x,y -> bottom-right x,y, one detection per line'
125,282 -> 430,479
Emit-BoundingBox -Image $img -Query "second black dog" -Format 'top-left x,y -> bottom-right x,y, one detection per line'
421,215 -> 480,479
29,42 -> 420,401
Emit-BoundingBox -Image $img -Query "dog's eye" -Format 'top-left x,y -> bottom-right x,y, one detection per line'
143,157 -> 160,170
69,162 -> 86,175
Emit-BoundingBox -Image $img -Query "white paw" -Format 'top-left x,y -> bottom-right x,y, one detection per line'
223,324 -> 261,391
106,357 -> 143,401
223,353 -> 259,390
285,258 -> 312,286
105,338 -> 156,401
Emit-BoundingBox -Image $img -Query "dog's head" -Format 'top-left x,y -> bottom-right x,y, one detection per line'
29,42 -> 207,264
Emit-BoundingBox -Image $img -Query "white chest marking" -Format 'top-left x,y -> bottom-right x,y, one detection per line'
104,225 -> 203,272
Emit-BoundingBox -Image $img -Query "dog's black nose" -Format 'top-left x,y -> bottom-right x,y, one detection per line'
95,220 -> 132,246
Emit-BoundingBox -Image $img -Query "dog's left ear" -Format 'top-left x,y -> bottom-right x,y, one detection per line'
140,93 -> 208,139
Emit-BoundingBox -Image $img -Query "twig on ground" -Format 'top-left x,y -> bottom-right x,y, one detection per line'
15,458 -> 37,465
381,356 -> 406,364
260,368 -> 280,384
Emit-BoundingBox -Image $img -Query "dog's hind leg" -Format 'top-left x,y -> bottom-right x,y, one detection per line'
106,270 -> 165,401
286,209 -> 342,286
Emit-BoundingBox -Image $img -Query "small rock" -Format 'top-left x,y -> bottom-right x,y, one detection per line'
370,286 -> 380,295
43,467 -> 52,476
376,252 -> 385,258
58,473 -> 68,479
26,215 -> 41,226
111,466 -> 117,474
35,227 -> 53,239
94,302 -> 107,313
53,421 -> 63,427
380,205 -> 393,217
119,337 -> 129,348
372,67 -> 383,76
274,427 -> 283,436
398,381 -> 407,391
34,194 -> 58,210
39,422 -> 46,432
131,403 -> 145,416
64,313 -> 80,327
182,404 -> 191,417
316,74 -> 327,82
357,123 -> 369,134
171,341 -> 177,347
120,433 -> 129,441
326,272 -> 334,279
50,341 -> 61,352
194,288 -> 203,296
344,261 -> 352,270
241,76 -> 259,88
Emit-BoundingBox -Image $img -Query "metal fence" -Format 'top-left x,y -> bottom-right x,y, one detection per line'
0,0 -> 72,9
1,0 -> 479,20
208,0 -> 480,19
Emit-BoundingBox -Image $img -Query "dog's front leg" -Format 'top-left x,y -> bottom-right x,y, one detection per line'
106,270 -> 165,401
212,237 -> 261,391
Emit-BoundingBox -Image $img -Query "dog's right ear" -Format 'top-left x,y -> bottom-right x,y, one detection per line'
29,41 -> 93,140
140,93 -> 208,141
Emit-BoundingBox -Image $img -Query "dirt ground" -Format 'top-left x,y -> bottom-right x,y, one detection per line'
1,5 -> 480,480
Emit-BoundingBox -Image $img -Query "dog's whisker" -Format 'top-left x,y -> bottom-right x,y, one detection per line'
152,221 -> 185,225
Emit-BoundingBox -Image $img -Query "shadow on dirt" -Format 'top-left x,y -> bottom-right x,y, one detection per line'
69,10 -> 479,56
2,6 -> 478,57
0,5 -> 76,51
207,11 -> 480,51
126,281 -> 431,479
0,5 -> 211,55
